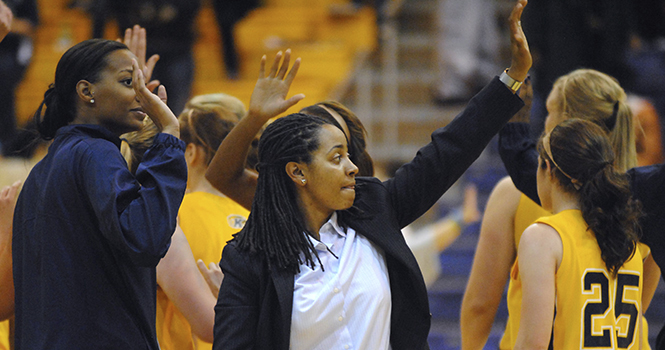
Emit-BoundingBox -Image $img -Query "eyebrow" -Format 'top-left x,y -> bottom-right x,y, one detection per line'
328,144 -> 345,154
119,68 -> 133,74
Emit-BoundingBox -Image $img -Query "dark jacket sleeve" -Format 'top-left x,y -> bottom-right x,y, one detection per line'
214,242 -> 260,350
627,164 -> 665,250
384,77 -> 524,228
81,133 -> 187,267
498,122 -> 541,204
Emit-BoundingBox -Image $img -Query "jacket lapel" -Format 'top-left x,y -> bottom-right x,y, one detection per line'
270,267 -> 295,348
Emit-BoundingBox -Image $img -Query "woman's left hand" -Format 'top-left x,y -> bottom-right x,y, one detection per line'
132,58 -> 179,138
122,25 -> 160,91
197,259 -> 224,297
247,49 -> 305,122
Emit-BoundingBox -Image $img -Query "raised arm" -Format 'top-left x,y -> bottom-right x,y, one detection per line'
205,50 -> 304,210
156,226 -> 216,343
461,177 -> 521,350
385,0 -> 530,227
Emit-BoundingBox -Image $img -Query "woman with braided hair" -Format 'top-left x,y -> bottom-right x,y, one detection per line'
209,2 -> 531,348
514,118 -> 643,350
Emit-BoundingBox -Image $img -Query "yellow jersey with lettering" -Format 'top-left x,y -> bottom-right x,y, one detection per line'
156,191 -> 249,350
541,210 -> 642,350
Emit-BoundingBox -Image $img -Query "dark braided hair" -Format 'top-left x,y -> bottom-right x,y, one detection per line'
236,113 -> 333,273
34,39 -> 128,139
537,118 -> 642,276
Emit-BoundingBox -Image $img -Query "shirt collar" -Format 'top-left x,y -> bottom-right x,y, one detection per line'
320,212 -> 346,238
56,124 -> 123,149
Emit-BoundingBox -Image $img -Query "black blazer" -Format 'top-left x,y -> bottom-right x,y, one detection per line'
213,77 -> 524,350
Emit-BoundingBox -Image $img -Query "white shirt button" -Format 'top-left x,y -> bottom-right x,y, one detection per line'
333,287 -> 339,293
338,316 -> 343,322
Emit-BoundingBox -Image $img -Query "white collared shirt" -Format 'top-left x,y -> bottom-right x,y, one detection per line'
290,213 -> 392,350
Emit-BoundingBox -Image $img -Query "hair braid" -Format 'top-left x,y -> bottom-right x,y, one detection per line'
235,114 -> 331,273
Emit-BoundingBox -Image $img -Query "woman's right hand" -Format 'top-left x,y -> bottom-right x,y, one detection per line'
132,58 -> 179,138
247,49 -> 305,123
506,0 -> 531,83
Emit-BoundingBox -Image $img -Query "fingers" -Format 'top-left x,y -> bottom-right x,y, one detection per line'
509,0 -> 527,41
277,49 -> 291,79
284,93 -> 306,109
283,57 -> 301,87
135,25 -> 146,67
123,27 -> 132,47
262,49 -> 300,83
197,259 -> 208,272
257,55 -> 267,79
144,54 -> 159,81
268,51 -> 283,78
157,85 -> 168,104
146,80 -> 160,92
131,59 -> 145,91
0,180 -> 20,203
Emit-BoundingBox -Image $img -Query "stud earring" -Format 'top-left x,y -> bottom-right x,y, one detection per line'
301,179 -> 306,184
90,99 -> 95,104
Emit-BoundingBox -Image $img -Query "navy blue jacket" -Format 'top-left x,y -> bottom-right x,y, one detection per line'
13,125 -> 187,349
213,77 -> 524,350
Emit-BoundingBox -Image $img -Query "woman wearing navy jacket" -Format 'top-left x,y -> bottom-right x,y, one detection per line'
12,39 -> 186,349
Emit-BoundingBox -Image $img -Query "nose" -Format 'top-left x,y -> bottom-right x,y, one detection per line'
346,158 -> 358,177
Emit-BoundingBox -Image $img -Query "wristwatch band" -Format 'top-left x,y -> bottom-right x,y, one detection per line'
499,68 -> 523,93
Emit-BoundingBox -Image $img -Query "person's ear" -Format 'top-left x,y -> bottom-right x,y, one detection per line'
544,159 -> 553,176
184,143 -> 197,165
286,161 -> 307,186
76,80 -> 95,104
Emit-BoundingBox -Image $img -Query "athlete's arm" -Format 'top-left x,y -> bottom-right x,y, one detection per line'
514,223 -> 562,350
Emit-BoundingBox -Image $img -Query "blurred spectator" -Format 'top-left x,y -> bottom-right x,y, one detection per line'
431,0 -> 500,105
93,0 -> 202,115
625,1 -> 665,146
628,95 -> 665,166
0,0 -> 37,154
210,0 -> 258,80
522,0 -> 635,138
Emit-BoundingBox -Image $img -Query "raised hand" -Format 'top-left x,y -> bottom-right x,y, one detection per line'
132,58 -> 179,138
248,49 -> 305,123
0,0 -> 12,42
122,25 -> 160,91
506,0 -> 531,82
197,259 -> 224,297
